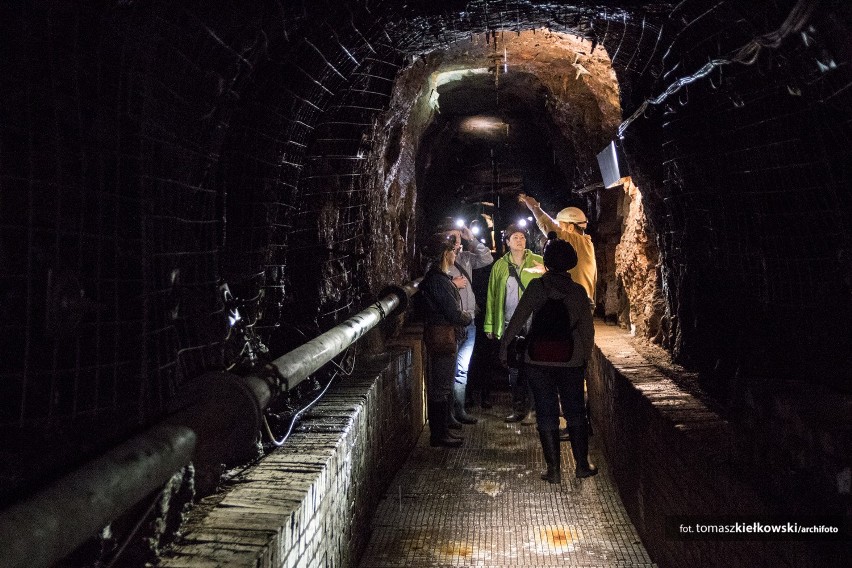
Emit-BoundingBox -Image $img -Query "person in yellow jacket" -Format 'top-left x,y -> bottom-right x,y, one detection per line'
518,194 -> 597,441
518,194 -> 597,312
484,224 -> 543,422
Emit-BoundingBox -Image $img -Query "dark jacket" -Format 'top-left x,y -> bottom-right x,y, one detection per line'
420,267 -> 473,329
499,271 -> 594,367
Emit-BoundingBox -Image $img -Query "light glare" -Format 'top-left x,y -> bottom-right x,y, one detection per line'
459,116 -> 508,136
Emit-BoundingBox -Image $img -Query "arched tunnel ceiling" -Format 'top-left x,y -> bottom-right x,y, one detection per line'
435,70 -> 546,116
409,29 -> 621,225
384,0 -> 655,53
369,0 -> 850,394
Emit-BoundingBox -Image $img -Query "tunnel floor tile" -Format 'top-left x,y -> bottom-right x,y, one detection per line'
359,394 -> 656,568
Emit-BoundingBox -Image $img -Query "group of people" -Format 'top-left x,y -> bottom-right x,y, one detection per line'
419,194 -> 599,482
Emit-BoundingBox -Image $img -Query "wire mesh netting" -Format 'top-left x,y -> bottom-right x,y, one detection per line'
1,0 -> 850,508
616,1 -> 852,373
0,0 -> 412,501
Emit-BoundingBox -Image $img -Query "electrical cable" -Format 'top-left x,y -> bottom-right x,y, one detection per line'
261,345 -> 356,446
328,347 -> 357,376
617,0 -> 819,138
104,491 -> 162,568
262,369 -> 340,447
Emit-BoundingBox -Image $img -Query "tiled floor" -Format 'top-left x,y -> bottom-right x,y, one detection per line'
359,394 -> 657,567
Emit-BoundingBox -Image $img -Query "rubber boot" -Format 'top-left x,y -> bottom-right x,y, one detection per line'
567,417 -> 597,478
429,400 -> 462,448
586,401 -> 594,438
446,397 -> 463,439
453,382 -> 478,424
442,398 -> 464,446
537,430 -> 561,484
508,370 -> 531,421
447,401 -> 463,430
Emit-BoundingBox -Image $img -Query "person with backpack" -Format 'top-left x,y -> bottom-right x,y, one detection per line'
498,232 -> 596,483
518,194 -> 597,441
483,224 -> 544,423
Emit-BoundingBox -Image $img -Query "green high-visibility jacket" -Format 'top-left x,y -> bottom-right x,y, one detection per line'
483,250 -> 543,339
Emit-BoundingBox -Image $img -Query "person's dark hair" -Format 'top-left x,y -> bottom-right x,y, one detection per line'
421,232 -> 455,262
503,224 -> 526,242
542,231 -> 578,272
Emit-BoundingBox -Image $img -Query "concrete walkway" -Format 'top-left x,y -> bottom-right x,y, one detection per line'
359,393 -> 657,567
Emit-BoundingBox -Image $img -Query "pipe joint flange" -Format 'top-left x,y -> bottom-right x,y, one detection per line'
378,284 -> 410,315
258,363 -> 287,395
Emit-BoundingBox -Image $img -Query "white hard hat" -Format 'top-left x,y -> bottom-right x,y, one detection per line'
556,207 -> 588,226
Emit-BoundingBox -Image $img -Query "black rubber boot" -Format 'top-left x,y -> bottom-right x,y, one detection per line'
538,430 -> 561,484
453,383 -> 478,424
447,400 -> 463,429
508,370 -> 530,421
429,400 -> 462,448
446,399 -> 463,439
567,417 -> 597,478
586,401 -> 594,438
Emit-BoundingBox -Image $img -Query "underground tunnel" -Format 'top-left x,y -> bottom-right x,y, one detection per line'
0,1 -> 850,567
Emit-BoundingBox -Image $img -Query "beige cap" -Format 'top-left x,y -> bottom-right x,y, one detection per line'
556,206 -> 588,227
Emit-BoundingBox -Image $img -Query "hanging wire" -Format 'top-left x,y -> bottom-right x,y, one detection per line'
623,14 -> 646,71
262,371 -> 338,446
104,491 -> 162,568
261,347 -> 356,447
617,0 -> 819,138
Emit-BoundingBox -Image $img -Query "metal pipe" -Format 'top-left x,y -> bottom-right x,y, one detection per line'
0,279 -> 420,568
0,423 -> 196,568
265,279 -> 420,392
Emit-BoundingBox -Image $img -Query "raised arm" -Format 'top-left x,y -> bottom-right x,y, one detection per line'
518,193 -> 560,238
459,226 -> 494,269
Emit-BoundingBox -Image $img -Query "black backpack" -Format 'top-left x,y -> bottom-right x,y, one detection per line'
526,292 -> 577,362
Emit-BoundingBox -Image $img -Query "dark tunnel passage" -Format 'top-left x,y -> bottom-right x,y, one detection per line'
416,69 -> 572,232
0,1 -> 850,567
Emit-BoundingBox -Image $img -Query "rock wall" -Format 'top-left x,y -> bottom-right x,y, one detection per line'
615,180 -> 666,342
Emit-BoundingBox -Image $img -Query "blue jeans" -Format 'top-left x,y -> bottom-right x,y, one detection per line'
524,364 -> 586,432
454,322 -> 477,388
